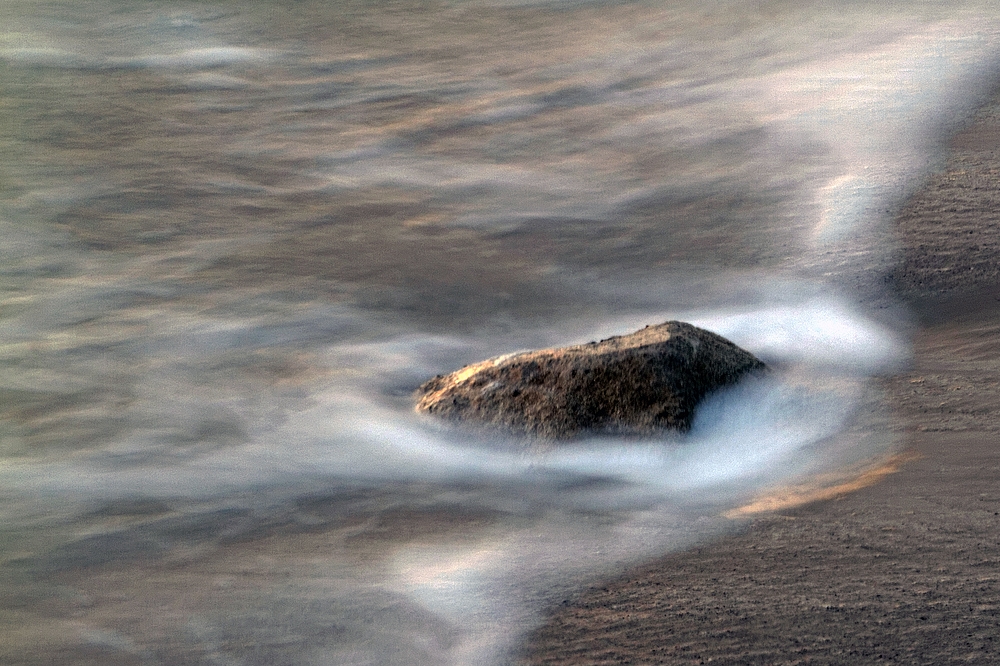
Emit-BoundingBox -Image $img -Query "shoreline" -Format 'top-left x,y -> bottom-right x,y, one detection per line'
521,91 -> 1000,664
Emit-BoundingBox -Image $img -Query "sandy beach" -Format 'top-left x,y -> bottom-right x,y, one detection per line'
521,91 -> 1000,664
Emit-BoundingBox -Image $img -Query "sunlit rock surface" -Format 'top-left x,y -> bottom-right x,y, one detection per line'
415,321 -> 766,439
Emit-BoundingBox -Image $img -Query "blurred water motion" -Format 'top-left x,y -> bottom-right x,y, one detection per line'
1,1 -> 998,663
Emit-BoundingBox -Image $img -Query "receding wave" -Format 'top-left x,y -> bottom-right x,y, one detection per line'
0,0 -> 997,663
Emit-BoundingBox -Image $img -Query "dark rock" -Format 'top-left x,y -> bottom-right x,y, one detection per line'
415,321 -> 766,440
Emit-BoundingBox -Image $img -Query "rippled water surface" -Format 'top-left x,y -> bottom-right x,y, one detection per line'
2,1 -> 1000,663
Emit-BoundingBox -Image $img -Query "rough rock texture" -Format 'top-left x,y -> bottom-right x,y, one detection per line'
415,321 -> 766,439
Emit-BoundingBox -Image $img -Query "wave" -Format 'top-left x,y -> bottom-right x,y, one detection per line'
0,0 -> 998,663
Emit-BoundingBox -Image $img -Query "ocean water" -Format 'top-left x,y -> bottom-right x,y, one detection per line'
1,0 -> 999,663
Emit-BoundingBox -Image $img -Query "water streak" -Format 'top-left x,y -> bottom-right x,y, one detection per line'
1,1 -> 999,663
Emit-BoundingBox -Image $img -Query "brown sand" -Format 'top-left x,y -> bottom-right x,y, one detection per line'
521,96 -> 1000,664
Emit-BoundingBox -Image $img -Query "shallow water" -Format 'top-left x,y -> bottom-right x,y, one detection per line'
1,1 -> 999,663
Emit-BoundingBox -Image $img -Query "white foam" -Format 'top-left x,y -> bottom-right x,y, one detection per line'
689,297 -> 909,373
2,291 -> 884,506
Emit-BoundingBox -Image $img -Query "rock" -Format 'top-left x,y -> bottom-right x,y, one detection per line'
415,321 -> 766,439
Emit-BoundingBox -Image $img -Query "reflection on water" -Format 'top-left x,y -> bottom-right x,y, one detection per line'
0,0 -> 998,663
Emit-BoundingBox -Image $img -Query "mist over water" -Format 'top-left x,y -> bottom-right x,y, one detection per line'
1,0 -> 999,663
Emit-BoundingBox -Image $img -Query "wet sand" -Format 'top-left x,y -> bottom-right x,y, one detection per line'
522,93 -> 1000,664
